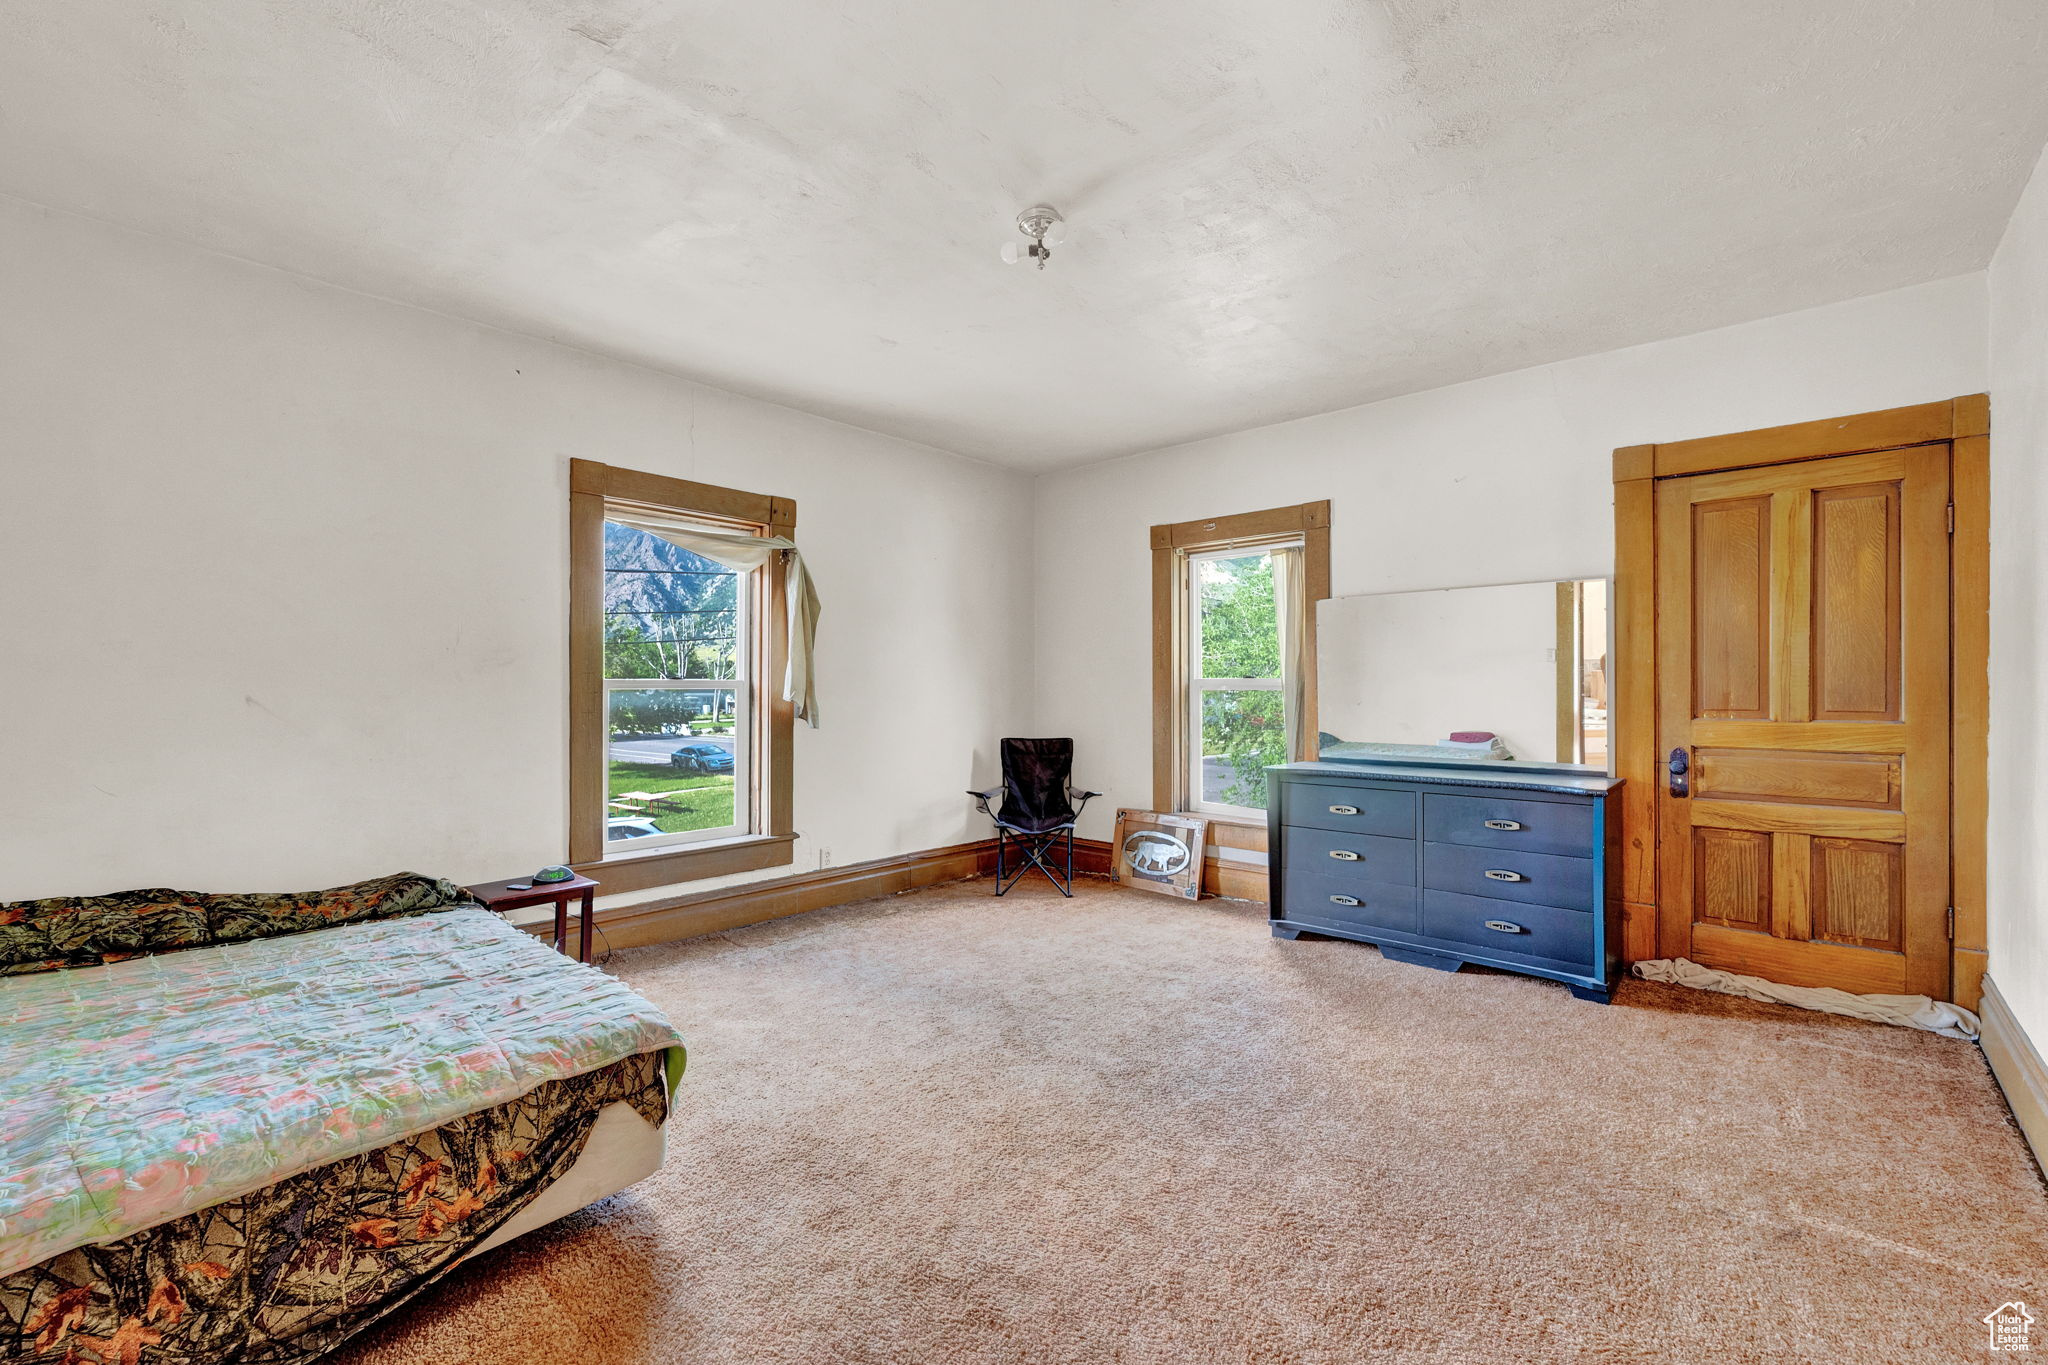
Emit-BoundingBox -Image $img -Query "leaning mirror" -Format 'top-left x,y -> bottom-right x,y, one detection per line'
1314,579 -> 1611,771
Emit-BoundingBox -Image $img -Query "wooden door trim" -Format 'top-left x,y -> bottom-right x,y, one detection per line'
1612,470 -> 1659,962
1611,394 -> 1989,1006
1951,395 -> 1990,1008
1632,398 -> 1960,480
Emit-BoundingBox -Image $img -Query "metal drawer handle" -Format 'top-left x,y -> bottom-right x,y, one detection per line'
1329,894 -> 1361,907
1483,919 -> 1526,934
1483,819 -> 1523,831
1483,869 -> 1525,882
1329,849 -> 1361,861
1328,804 -> 1360,815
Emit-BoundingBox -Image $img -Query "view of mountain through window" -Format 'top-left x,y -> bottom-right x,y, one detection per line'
602,520 -> 749,846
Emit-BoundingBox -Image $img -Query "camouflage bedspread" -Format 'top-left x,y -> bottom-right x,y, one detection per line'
0,872 -> 686,1364
0,1050 -> 667,1364
1,906 -> 682,1275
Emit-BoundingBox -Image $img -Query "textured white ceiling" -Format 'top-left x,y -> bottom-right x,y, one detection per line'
4,1 -> 2046,470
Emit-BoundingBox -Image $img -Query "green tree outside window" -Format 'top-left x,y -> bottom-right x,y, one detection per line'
1196,553 -> 1289,810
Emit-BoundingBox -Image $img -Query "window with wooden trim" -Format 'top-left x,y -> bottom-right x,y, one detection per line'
601,512 -> 752,848
1151,502 -> 1331,821
569,460 -> 796,893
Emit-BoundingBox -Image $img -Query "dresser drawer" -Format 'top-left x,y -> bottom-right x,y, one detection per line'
1423,792 -> 1594,859
1285,825 -> 1416,886
1421,890 -> 1594,968
1422,841 -> 1593,912
1279,782 -> 1415,838
1283,871 -> 1419,935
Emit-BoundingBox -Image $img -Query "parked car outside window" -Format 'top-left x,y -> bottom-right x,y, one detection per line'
670,742 -> 735,774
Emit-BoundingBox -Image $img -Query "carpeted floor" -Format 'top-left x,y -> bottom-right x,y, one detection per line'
334,877 -> 2048,1364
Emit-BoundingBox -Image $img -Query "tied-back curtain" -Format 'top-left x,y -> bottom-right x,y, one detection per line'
609,514 -> 823,727
1272,545 -> 1309,760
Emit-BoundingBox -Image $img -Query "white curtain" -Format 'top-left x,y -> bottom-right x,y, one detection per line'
1272,545 -> 1309,760
609,514 -> 823,727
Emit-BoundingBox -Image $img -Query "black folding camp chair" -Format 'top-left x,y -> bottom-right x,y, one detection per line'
968,738 -> 1100,896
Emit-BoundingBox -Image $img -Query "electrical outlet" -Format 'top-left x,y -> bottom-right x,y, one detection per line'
817,847 -> 833,870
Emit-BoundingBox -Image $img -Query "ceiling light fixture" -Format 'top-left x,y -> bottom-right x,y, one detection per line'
1001,204 -> 1066,269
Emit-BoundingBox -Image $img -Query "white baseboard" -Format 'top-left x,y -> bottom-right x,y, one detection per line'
1979,976 -> 2048,1169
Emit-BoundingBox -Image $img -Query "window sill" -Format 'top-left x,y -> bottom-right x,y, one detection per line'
572,833 -> 796,895
1180,812 -> 1270,853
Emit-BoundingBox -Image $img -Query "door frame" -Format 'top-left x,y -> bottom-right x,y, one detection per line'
1611,394 -> 1990,1007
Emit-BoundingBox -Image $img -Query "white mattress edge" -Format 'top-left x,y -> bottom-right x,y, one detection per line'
460,1100 -> 666,1261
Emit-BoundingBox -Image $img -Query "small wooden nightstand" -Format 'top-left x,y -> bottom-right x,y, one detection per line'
466,873 -> 600,962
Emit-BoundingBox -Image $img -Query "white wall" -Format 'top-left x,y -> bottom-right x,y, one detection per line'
0,182 -> 2017,990
1988,144 -> 2048,1043
0,196 -> 1032,905
1033,275 -> 1989,842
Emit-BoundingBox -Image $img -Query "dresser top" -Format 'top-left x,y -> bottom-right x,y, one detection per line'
1270,759 -> 1624,796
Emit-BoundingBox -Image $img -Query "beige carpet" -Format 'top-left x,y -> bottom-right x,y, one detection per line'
334,877 -> 2048,1364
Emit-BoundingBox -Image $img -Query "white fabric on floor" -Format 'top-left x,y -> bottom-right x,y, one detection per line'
1630,957 -> 1981,1040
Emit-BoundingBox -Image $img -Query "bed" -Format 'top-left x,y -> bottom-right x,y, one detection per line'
0,874 -> 684,1363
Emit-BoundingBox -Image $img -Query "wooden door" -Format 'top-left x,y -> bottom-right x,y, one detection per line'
1654,445 -> 1950,996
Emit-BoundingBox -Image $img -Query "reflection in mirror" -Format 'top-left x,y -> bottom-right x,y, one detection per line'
1315,579 -> 1610,770
1576,581 -> 1608,767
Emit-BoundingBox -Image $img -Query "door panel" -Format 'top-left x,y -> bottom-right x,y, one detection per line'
1810,838 -> 1903,951
1693,827 -> 1769,930
1691,749 -> 1898,807
1690,924 -> 1908,995
1690,497 -> 1773,719
1810,482 -> 1901,721
1655,446 -> 1949,997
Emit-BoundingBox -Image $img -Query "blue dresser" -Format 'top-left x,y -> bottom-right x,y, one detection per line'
1266,760 -> 1624,1002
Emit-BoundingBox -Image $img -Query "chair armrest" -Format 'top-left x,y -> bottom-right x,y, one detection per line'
1069,788 -> 1102,801
967,787 -> 1002,800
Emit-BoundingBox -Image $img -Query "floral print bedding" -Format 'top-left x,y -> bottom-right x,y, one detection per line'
0,1050 -> 667,1365
0,905 -> 685,1279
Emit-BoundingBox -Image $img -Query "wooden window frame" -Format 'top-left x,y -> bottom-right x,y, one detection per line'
569,459 -> 797,894
1609,395 -> 1988,1006
1151,501 -> 1332,844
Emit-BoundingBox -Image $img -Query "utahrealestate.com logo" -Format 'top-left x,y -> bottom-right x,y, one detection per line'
1985,1302 -> 2034,1352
